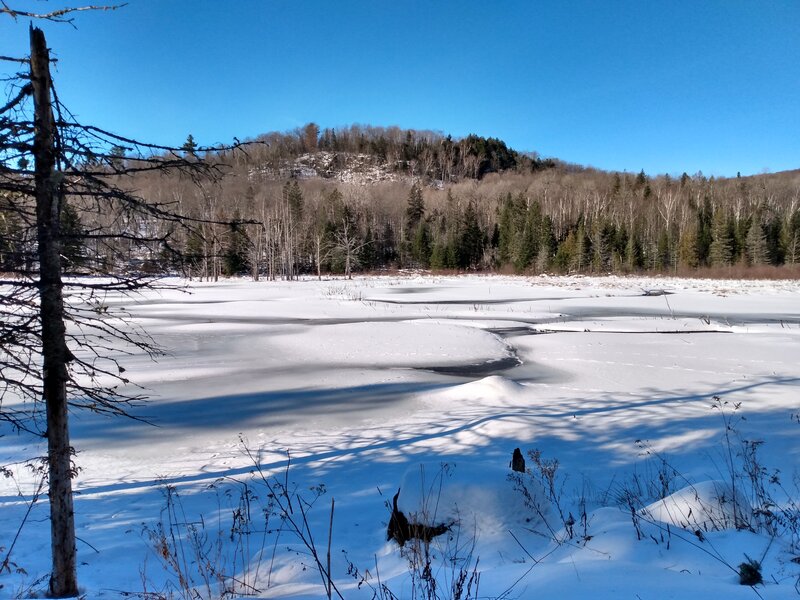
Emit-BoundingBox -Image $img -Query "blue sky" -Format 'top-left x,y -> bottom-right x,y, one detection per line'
3,0 -> 798,176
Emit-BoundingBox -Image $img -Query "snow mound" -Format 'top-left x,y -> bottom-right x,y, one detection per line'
641,480 -> 752,531
432,376 -> 525,405
459,375 -> 526,396
395,462 -> 550,539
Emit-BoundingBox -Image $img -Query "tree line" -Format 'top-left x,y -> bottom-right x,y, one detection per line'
3,125 -> 799,281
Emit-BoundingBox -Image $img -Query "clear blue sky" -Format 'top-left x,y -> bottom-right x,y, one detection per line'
3,0 -> 799,176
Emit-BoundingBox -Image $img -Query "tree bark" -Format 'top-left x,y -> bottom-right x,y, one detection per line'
30,25 -> 79,598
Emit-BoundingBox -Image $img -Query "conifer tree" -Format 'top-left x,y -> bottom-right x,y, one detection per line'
745,216 -> 769,266
536,215 -> 556,272
458,200 -> 484,269
709,209 -> 734,267
406,182 -> 425,231
677,225 -> 700,269
411,221 -> 432,267
223,213 -> 251,275
59,202 -> 87,273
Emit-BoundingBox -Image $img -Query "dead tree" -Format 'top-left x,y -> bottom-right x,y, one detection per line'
29,26 -> 78,597
1,23 -> 256,597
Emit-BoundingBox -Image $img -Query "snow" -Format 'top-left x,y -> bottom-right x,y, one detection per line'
1,274 -> 800,599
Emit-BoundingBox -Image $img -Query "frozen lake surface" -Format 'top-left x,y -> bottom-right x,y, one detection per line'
2,274 -> 799,599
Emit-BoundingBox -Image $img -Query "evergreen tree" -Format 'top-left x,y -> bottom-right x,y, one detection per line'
625,231 -> 643,271
411,221 -> 431,267
497,193 -> 514,264
592,221 -> 616,272
184,229 -> 205,277
697,198 -> 714,266
182,133 -> 198,157
458,201 -> 484,269
781,210 -> 800,264
284,180 -> 304,222
677,225 -> 699,269
745,217 -> 769,266
60,202 -> 88,273
709,209 -> 734,267
515,200 -> 540,270
359,226 -> 379,271
223,214 -> 250,276
379,221 -> 398,265
573,220 -> 591,271
656,230 -> 671,271
429,239 -> 450,270
554,231 -> 576,272
536,215 -> 556,272
406,183 -> 425,231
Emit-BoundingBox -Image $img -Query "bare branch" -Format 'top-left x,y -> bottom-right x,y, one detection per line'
1,3 -> 127,26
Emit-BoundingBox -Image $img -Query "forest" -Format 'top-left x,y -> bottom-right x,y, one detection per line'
2,122 -> 799,281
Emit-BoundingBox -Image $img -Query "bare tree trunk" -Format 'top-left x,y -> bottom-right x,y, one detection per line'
30,25 -> 78,598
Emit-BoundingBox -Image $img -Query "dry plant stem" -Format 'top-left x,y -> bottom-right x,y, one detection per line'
327,498 -> 335,600
243,445 -> 345,600
0,475 -> 45,575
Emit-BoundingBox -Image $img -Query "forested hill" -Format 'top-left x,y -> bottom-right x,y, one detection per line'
237,123 -> 561,184
2,123 -> 799,279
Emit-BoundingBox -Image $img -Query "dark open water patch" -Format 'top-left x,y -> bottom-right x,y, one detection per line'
418,354 -> 523,377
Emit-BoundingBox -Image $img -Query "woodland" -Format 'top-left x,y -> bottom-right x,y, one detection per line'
2,121 -> 800,282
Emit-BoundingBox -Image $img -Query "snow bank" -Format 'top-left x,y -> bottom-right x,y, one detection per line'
642,480 -> 752,531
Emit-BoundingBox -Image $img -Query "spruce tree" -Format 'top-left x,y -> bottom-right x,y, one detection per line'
458,201 -> 484,269
677,226 -> 700,269
745,217 -> 769,266
411,221 -> 431,267
709,209 -> 734,267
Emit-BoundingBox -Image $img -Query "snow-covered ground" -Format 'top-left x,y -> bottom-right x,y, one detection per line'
2,274 -> 800,599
